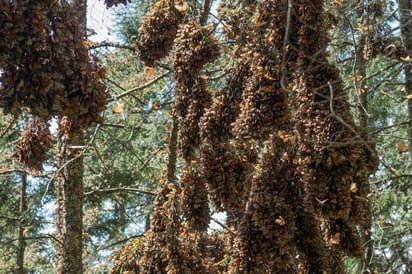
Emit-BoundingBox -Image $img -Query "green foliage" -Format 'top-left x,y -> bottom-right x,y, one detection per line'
110,0 -> 154,42
0,0 -> 411,272
327,0 -> 412,271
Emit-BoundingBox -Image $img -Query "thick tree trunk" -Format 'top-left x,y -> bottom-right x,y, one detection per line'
61,133 -> 85,274
59,1 -> 87,273
15,172 -> 27,274
54,168 -> 65,272
399,0 -> 412,152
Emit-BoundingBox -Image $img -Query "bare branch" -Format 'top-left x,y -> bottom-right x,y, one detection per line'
26,233 -> 63,246
100,123 -> 125,128
280,0 -> 293,93
210,217 -> 236,235
99,234 -> 144,250
0,168 -> 26,175
108,72 -> 170,102
84,187 -> 156,197
0,215 -> 19,221
89,41 -> 135,51
0,114 -> 19,138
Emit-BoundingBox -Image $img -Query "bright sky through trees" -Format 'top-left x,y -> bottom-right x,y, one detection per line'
87,0 -> 114,42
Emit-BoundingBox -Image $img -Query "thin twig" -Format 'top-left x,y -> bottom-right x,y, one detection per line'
0,215 -> 19,221
211,217 -> 236,235
41,125 -> 101,202
26,233 -> 63,246
0,114 -> 19,138
84,187 -> 156,197
327,81 -> 394,173
99,234 -> 144,250
89,41 -> 135,51
280,0 -> 293,93
0,168 -> 26,174
109,72 -> 170,102
92,140 -> 111,174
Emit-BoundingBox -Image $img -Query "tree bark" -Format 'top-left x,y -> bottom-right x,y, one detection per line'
54,165 -> 65,272
15,172 -> 27,274
59,1 -> 87,273
399,0 -> 412,152
61,133 -> 85,274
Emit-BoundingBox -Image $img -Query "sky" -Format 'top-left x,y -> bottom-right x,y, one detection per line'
87,0 -> 115,42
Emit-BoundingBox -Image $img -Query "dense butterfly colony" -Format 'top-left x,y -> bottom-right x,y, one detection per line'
0,0 -> 108,171
136,0 -> 186,67
0,0 -> 379,272
111,0 -> 379,273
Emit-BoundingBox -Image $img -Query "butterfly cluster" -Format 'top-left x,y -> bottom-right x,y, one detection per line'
114,0 -> 379,273
12,119 -> 52,172
136,0 -> 185,67
0,0 -> 108,171
173,21 -> 219,160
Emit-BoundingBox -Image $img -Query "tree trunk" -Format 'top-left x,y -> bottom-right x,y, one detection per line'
15,172 -> 27,274
54,163 -> 65,272
61,133 -> 85,274
399,0 -> 412,153
59,1 -> 87,273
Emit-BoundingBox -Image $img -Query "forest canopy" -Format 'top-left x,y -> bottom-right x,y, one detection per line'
0,0 -> 411,273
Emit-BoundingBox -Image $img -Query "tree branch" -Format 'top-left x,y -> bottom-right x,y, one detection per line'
0,215 -> 19,221
211,217 -> 236,235
99,234 -> 144,250
108,72 -> 170,102
0,114 -> 19,138
84,187 -> 156,197
0,168 -> 26,175
199,0 -> 212,26
26,233 -> 63,246
89,41 -> 135,51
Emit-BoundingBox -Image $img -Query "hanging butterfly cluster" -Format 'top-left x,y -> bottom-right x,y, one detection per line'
136,0 -> 185,67
12,119 -> 52,171
112,0 -> 378,273
291,1 -> 379,271
0,0 -> 109,171
173,20 -> 219,160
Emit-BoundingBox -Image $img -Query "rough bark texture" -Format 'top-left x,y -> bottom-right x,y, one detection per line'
62,133 -> 85,274
54,169 -> 65,272
16,172 -> 27,274
60,1 -> 87,272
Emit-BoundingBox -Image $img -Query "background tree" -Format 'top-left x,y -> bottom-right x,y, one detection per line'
1,0 -> 411,273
